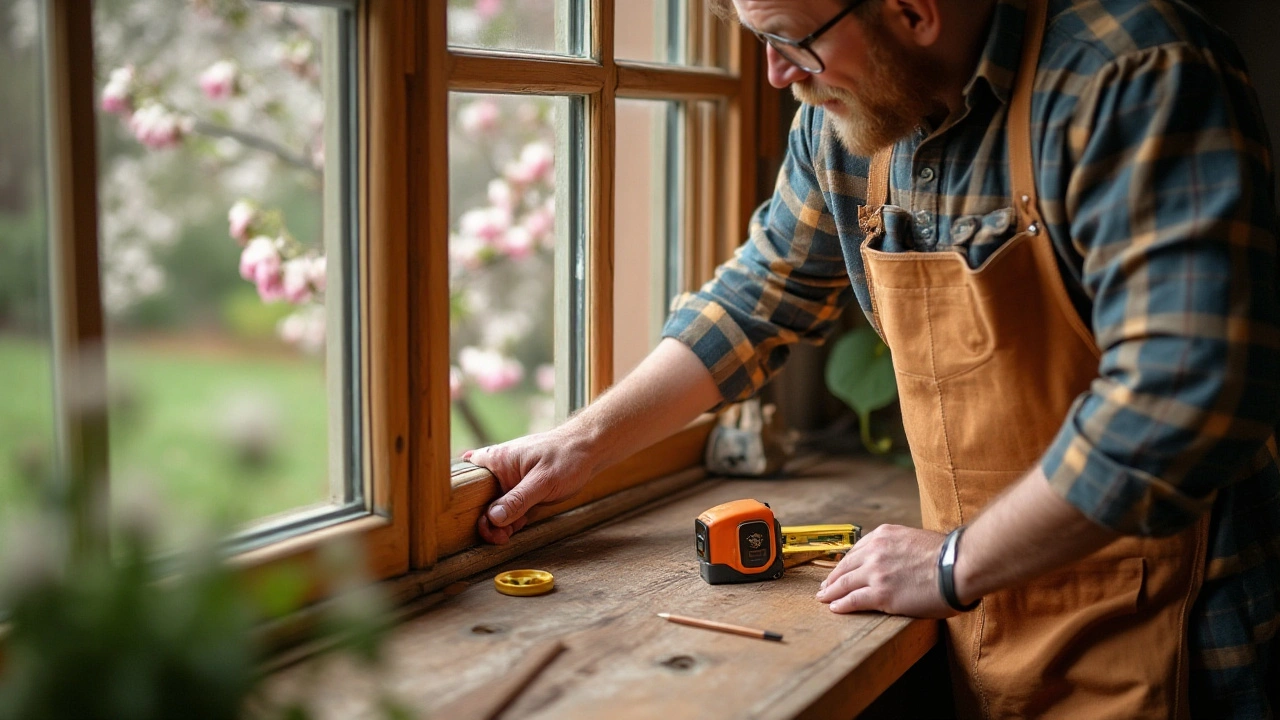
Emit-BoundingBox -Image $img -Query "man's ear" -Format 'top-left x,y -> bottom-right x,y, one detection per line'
880,0 -> 943,47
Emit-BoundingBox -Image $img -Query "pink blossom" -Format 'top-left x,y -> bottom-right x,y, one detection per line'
450,234 -> 489,270
459,99 -> 500,137
239,236 -> 285,302
281,258 -> 313,304
499,226 -> 535,260
504,141 -> 554,185
522,205 -> 554,243
256,271 -> 286,303
449,366 -> 463,400
487,178 -> 515,210
516,101 -> 541,125
227,200 -> 257,244
306,256 -> 327,293
278,305 -> 326,353
459,206 -> 511,242
128,102 -> 193,150
475,0 -> 503,21
101,66 -> 134,116
536,364 -> 555,394
458,347 -> 524,393
198,60 -> 238,100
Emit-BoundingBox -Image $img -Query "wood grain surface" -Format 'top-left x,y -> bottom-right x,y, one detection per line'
263,456 -> 935,719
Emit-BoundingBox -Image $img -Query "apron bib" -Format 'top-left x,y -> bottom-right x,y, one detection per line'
856,1 -> 1209,716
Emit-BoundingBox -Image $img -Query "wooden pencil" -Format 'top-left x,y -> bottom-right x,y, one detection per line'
657,613 -> 783,642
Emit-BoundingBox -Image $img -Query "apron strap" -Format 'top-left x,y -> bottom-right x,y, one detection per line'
1009,0 -> 1049,233
861,0 -> 1049,227
867,145 -> 893,208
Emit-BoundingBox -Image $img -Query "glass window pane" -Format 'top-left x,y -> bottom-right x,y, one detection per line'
449,93 -> 574,456
615,0 -> 729,67
93,0 -> 359,547
614,100 -> 683,380
448,0 -> 573,56
614,0 -> 676,64
0,0 -> 56,540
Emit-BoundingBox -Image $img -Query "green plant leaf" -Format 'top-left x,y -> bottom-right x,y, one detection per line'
825,325 -> 898,416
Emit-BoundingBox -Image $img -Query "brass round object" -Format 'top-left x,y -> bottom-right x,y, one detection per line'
493,569 -> 555,597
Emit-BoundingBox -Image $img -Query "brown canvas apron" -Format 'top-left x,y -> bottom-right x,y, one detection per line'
855,0 -> 1210,717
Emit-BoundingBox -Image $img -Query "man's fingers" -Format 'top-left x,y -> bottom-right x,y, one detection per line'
819,550 -> 864,591
477,514 -> 510,545
488,474 -> 550,528
817,565 -> 868,603
829,587 -> 877,614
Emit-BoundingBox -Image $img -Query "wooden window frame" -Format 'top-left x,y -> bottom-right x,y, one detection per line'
36,0 -> 761,610
42,0 -> 412,607
410,0 -> 761,570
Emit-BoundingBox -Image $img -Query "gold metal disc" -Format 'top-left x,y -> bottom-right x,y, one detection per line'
493,569 -> 555,597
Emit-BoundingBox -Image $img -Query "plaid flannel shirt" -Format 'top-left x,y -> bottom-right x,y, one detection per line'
664,0 -> 1280,712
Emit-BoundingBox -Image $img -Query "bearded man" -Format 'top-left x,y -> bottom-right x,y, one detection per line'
464,1 -> 1280,715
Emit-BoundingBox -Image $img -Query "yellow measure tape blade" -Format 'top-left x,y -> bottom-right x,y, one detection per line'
494,569 -> 555,597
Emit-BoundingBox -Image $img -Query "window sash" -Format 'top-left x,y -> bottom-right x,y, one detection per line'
36,0 -> 760,600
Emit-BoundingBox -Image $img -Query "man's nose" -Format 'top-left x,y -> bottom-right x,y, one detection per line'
765,45 -> 810,89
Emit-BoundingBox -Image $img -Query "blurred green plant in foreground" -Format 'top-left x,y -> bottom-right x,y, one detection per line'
0,444 -> 405,720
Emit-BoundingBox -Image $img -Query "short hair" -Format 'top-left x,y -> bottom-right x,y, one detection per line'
708,0 -> 735,22
707,1 -> 882,26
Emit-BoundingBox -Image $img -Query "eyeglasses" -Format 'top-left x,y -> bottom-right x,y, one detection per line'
749,1 -> 865,74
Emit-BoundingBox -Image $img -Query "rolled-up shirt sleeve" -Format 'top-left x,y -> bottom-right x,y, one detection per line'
1041,44 -> 1280,536
662,106 -> 855,404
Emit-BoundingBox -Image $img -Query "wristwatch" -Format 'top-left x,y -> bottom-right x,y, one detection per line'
938,525 -> 981,612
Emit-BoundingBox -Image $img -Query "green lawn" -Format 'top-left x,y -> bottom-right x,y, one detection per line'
0,335 -> 538,547
0,334 -> 330,546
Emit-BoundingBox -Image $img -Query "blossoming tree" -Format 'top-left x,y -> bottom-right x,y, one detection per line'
98,0 -> 560,452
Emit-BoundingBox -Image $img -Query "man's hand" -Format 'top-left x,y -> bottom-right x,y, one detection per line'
464,427 -> 598,545
815,524 -> 957,618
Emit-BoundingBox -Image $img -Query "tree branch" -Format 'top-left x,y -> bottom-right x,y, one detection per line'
453,395 -> 494,448
191,118 -> 319,176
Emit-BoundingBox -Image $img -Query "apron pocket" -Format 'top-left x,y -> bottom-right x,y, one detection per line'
971,557 -> 1178,718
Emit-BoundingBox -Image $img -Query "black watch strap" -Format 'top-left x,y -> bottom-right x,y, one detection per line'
938,526 -> 980,612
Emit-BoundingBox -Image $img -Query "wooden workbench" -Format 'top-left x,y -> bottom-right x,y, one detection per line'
265,456 -> 941,719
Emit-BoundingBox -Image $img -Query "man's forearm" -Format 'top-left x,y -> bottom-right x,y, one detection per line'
567,337 -> 723,473
953,466 -> 1119,605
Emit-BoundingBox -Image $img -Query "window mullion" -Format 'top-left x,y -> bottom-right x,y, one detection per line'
412,0 -> 451,570
583,0 -> 616,400
43,0 -> 110,556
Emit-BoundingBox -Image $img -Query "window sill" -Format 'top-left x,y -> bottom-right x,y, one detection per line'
262,454 -> 939,718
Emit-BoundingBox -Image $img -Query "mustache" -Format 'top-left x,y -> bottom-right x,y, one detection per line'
792,81 -> 854,107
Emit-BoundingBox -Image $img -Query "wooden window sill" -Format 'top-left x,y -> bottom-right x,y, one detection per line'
263,454 -> 941,719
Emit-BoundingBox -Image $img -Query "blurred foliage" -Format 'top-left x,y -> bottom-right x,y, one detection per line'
825,324 -> 900,454
0,528 -> 259,720
0,476 -> 401,720
0,206 -> 51,334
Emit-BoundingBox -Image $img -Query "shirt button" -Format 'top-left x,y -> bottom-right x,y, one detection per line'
919,167 -> 935,182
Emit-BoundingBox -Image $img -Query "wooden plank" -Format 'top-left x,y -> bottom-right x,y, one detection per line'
262,456 -> 936,719
408,0 -> 451,571
449,51 -> 606,94
436,417 -> 713,557
44,0 -> 110,555
615,63 -> 740,100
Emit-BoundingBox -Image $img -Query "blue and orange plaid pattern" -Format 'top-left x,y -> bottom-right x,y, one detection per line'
664,0 -> 1280,713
